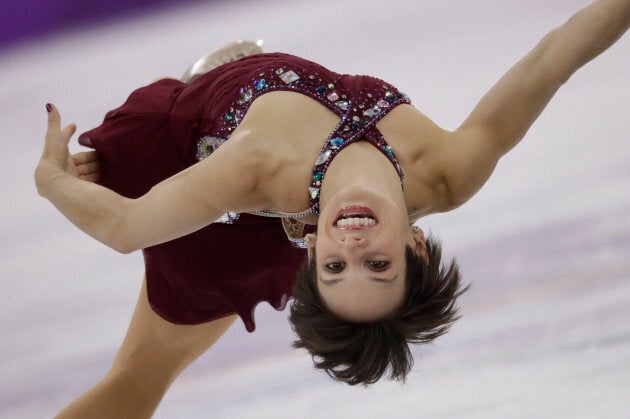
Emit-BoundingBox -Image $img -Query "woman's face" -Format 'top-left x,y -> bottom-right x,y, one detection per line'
311,186 -> 426,321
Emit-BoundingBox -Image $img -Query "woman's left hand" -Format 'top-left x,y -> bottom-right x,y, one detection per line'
70,151 -> 100,183
35,103 -> 78,195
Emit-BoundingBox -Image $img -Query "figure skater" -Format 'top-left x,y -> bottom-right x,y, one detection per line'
34,0 -> 628,417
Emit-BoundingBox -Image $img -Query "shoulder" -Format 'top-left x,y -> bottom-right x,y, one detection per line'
379,106 -> 453,212
382,106 -> 500,214
209,128 -> 277,183
427,127 -> 502,211
179,129 -> 274,213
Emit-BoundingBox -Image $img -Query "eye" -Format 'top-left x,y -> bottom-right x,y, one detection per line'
368,260 -> 390,271
325,262 -> 346,273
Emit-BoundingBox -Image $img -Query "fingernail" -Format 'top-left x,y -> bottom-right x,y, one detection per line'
46,103 -> 52,113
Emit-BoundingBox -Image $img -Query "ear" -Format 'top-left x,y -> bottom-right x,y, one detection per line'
411,225 -> 429,265
305,233 -> 317,261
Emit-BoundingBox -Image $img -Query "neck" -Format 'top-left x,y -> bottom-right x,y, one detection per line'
319,142 -> 407,213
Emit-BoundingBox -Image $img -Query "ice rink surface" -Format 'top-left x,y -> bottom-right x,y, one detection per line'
1,0 -> 629,417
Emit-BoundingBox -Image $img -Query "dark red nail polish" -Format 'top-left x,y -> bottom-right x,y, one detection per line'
46,103 -> 52,113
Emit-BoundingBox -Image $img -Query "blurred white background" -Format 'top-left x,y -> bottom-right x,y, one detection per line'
1,0 -> 628,417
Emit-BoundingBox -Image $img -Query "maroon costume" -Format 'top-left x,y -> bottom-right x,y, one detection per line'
79,53 -> 409,331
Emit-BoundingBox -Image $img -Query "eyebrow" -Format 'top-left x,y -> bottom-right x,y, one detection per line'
319,274 -> 398,285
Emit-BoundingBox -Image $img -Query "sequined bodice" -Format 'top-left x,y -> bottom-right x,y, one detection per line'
195,54 -> 411,225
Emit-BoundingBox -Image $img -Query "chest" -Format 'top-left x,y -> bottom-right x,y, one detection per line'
237,93 -> 337,222
237,92 -> 431,221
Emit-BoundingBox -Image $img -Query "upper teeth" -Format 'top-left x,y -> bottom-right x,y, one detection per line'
336,217 -> 376,228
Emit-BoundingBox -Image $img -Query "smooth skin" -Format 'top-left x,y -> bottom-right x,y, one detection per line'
56,277 -> 236,419
35,1 -> 628,417
38,0 -> 629,253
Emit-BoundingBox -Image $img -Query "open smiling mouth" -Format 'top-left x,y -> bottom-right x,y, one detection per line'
334,205 -> 378,229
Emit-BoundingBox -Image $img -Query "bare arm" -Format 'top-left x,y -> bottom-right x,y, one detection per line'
35,105 -> 265,253
438,0 -> 629,208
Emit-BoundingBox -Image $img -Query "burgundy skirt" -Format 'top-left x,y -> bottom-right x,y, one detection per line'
77,54 -> 330,331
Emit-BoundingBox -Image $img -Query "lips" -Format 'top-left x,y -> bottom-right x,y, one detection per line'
334,206 -> 378,230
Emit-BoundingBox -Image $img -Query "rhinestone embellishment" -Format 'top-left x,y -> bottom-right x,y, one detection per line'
204,62 -> 411,219
279,70 -> 300,84
363,106 -> 380,117
238,88 -> 253,104
255,79 -> 267,90
196,136 -> 226,161
215,211 -> 240,224
330,137 -> 344,148
315,150 -> 332,165
385,91 -> 397,103
335,100 -> 349,111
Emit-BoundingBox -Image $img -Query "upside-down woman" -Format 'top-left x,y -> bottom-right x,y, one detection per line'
35,1 -> 629,417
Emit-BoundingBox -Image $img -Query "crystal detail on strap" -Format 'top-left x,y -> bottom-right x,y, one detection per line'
330,137 -> 344,147
216,211 -> 240,224
279,70 -> 300,84
238,88 -> 253,104
315,150 -> 332,165
207,62 -> 412,226
363,106 -> 380,117
335,100 -> 349,110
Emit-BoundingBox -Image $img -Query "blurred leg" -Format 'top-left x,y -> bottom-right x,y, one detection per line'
56,276 -> 237,419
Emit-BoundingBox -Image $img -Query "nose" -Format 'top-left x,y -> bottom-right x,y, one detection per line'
340,234 -> 366,248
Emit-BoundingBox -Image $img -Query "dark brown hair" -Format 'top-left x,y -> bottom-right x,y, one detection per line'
289,236 -> 467,386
